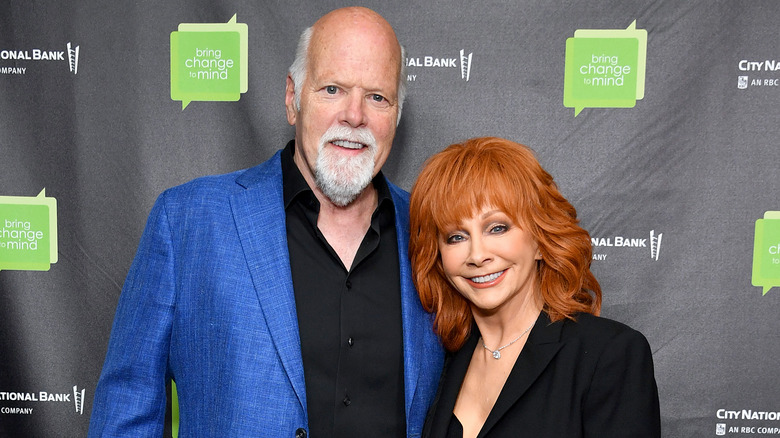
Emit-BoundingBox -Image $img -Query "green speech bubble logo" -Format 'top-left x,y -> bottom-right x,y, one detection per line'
170,14 -> 248,109
752,211 -> 780,295
0,189 -> 58,272
564,20 -> 647,116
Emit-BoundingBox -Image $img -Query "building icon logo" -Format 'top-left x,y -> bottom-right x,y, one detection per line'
650,230 -> 663,261
67,42 -> 79,74
460,49 -> 472,81
73,386 -> 85,415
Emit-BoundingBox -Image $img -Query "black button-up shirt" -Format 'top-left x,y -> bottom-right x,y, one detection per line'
282,142 -> 405,437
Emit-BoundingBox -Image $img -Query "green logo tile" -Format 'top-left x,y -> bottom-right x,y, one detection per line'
0,189 -> 58,272
170,14 -> 248,109
752,211 -> 780,295
564,21 -> 647,116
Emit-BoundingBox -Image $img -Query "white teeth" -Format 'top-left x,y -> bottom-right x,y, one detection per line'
471,270 -> 505,284
331,140 -> 364,149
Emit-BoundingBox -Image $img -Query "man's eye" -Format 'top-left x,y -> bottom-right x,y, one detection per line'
326,86 -> 338,94
371,94 -> 385,102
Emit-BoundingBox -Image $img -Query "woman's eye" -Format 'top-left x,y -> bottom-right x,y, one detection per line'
489,224 -> 508,234
446,234 -> 465,244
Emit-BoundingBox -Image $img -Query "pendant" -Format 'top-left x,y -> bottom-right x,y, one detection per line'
492,350 -> 501,359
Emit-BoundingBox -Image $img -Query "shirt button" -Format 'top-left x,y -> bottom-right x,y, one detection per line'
343,396 -> 351,406
348,337 -> 354,346
295,428 -> 307,438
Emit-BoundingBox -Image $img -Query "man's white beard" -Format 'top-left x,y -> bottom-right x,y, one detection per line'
314,125 -> 377,207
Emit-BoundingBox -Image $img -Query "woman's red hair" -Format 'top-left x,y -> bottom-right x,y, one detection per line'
409,137 -> 601,351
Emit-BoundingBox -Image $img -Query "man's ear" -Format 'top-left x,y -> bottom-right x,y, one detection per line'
285,75 -> 297,126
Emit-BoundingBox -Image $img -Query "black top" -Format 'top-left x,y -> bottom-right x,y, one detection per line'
446,415 -> 463,438
282,141 -> 406,437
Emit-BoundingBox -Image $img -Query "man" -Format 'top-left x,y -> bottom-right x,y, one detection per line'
89,7 -> 444,438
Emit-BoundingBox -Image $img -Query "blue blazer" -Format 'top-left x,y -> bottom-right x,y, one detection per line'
89,151 -> 445,437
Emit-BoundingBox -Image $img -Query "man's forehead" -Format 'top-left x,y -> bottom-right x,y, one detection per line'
307,33 -> 400,88
308,9 -> 401,65
312,29 -> 399,58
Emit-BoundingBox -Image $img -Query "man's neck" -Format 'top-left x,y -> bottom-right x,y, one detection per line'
315,184 -> 378,270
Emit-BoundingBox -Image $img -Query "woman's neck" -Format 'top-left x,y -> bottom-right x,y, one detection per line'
472,290 -> 544,349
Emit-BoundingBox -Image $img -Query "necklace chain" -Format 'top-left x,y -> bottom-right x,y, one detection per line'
481,322 -> 535,360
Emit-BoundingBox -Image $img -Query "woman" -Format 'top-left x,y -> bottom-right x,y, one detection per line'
409,137 -> 661,438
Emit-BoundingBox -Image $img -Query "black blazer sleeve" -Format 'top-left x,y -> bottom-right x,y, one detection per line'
582,325 -> 661,437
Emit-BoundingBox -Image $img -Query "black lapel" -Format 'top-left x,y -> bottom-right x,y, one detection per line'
425,331 -> 479,438
477,312 -> 564,437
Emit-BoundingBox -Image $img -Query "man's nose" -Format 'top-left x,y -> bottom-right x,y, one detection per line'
341,93 -> 367,128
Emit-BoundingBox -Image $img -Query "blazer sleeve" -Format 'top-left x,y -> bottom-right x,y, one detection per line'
582,327 -> 661,438
88,192 -> 177,437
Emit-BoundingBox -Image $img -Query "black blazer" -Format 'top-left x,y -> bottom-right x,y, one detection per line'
423,312 -> 661,438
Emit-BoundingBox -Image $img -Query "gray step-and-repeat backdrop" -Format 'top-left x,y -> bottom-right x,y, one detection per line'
2,1 -> 778,436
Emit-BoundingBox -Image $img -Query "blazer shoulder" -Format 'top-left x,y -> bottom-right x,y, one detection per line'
384,178 -> 411,227
163,169 -> 243,199
565,313 -> 651,351
386,178 -> 410,203
159,151 -> 283,205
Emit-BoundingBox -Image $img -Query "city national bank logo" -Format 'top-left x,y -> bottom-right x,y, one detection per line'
591,230 -> 663,261
170,14 -> 248,109
0,42 -> 79,75
564,21 -> 647,116
752,211 -> 780,295
0,189 -> 58,272
0,386 -> 85,416
736,59 -> 780,89
716,408 -> 780,435
405,49 -> 473,82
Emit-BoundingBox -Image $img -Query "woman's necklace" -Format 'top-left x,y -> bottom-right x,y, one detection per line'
480,321 -> 535,360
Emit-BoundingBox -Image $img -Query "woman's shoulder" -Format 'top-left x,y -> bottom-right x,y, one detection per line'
560,312 -> 650,350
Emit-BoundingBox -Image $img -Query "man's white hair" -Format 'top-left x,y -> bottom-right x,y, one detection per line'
288,26 -> 407,126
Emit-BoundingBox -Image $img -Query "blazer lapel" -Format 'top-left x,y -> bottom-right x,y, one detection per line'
425,333 -> 479,438
478,312 -> 564,437
229,151 -> 308,416
389,182 -> 445,433
395,193 -> 421,417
